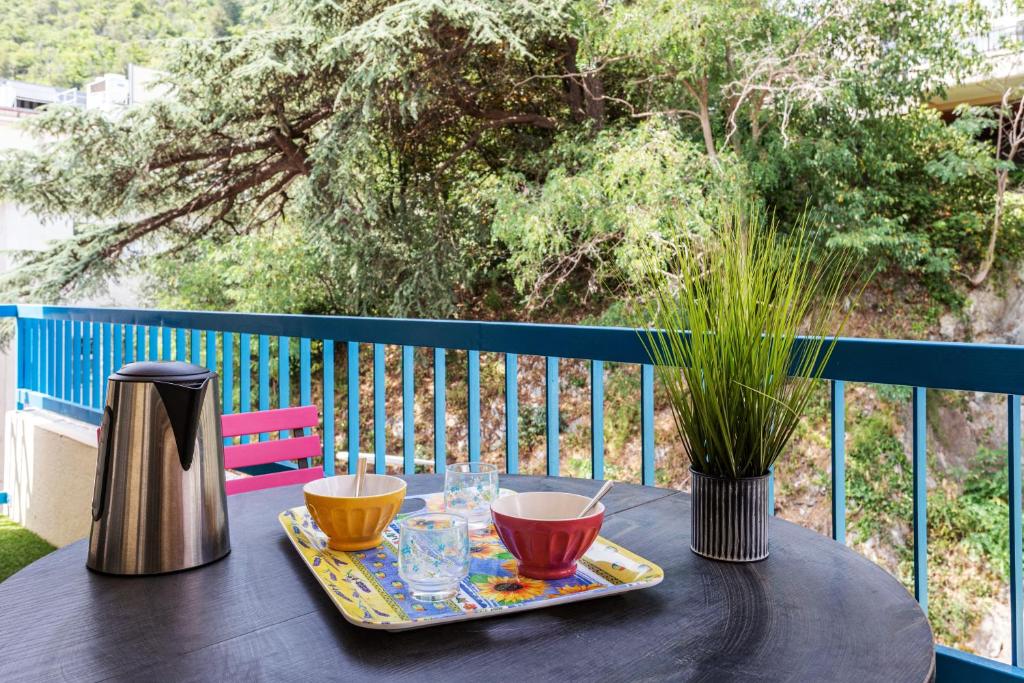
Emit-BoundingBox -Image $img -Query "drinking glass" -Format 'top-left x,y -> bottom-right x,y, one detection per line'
444,462 -> 499,529
398,512 -> 470,602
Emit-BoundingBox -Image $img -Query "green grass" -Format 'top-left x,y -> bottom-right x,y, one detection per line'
0,515 -> 55,582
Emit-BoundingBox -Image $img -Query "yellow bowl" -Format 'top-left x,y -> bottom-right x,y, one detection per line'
303,474 -> 407,551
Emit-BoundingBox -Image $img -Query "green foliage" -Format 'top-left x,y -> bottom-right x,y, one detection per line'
0,0 -> 248,88
847,413 -> 912,541
491,120 -> 733,302
933,448 -> 1011,581
753,107 -> 1003,284
150,222 -> 346,314
635,203 -> 856,478
870,383 -> 914,405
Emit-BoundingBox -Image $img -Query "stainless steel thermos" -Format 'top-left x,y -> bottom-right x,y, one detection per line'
87,361 -> 230,575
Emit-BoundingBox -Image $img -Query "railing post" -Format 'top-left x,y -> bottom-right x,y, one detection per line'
190,329 -> 201,366
81,322 -> 91,405
546,356 -> 559,476
71,321 -> 81,405
323,340 -> 335,476
278,336 -> 290,413
101,323 -> 111,406
373,343 -> 385,473
223,332 -> 235,417
402,346 -> 415,475
434,348 -> 446,474
55,320 -> 65,401
23,318 -> 33,394
112,324 -> 122,376
505,353 -> 519,475
347,342 -> 360,474
299,337 -> 310,436
25,319 -> 35,394
15,318 -> 25,408
831,380 -> 846,544
1009,394 -> 1023,666
123,324 -> 133,364
591,360 -> 604,481
91,322 -> 101,408
468,350 -> 480,464
239,333 -> 251,444
912,386 -> 928,612
641,363 -> 654,486
136,325 -> 145,361
62,321 -> 72,400
258,335 -> 270,442
47,319 -> 57,397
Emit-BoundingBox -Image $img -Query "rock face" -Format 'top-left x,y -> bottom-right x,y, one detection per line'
972,589 -> 1011,664
932,275 -> 1024,465
940,271 -> 1024,345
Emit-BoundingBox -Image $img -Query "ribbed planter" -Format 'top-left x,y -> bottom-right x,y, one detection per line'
690,468 -> 770,562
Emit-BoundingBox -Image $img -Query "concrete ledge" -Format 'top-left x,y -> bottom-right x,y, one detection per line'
3,408 -> 96,547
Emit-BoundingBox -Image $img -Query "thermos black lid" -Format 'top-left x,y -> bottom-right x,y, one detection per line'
111,361 -> 214,383
108,361 -> 215,472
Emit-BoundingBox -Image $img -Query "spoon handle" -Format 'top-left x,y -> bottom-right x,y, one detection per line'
354,455 -> 369,497
579,480 -> 614,518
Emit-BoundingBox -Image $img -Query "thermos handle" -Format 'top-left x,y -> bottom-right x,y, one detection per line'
91,405 -> 115,521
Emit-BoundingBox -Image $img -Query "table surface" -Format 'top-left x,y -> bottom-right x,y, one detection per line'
0,474 -> 934,682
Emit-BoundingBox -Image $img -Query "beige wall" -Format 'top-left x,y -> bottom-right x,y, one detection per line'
3,408 -> 96,547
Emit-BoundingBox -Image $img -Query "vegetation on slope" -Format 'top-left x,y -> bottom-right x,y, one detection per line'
845,397 -> 1012,651
0,0 -> 249,89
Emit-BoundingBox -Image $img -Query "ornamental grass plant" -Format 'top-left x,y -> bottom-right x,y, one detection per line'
637,203 -> 859,479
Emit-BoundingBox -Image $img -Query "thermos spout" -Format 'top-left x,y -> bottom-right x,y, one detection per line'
154,378 -> 210,470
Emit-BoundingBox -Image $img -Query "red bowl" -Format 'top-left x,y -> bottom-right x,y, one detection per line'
490,492 -> 605,580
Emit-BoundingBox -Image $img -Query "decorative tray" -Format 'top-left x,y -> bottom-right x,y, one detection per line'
278,490 -> 664,631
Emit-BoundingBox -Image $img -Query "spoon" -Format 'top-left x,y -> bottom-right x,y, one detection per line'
578,480 -> 614,518
354,455 -> 369,497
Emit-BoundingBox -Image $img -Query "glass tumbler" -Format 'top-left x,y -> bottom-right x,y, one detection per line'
398,512 -> 470,602
444,462 -> 499,529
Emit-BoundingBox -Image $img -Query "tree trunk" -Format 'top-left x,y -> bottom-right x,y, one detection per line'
970,170 -> 1007,287
698,96 -> 719,166
563,38 -> 605,130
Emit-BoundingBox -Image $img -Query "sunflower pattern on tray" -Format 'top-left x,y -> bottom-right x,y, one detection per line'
279,491 -> 663,630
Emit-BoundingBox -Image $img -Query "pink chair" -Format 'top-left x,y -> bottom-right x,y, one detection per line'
221,405 -> 324,495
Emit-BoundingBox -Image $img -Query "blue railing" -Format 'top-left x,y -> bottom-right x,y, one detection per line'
3,304 -> 1024,681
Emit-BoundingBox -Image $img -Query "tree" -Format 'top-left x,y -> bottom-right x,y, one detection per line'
0,0 -> 996,315
1,0 -> 584,314
969,89 -> 1024,287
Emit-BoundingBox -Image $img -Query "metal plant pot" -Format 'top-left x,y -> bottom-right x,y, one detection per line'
690,468 -> 770,562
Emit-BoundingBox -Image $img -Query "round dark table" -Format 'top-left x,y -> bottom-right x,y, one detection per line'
0,475 -> 933,682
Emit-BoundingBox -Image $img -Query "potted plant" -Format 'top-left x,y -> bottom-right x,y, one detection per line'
635,203 -> 856,562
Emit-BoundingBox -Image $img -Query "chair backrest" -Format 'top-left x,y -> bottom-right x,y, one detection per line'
221,405 -> 324,495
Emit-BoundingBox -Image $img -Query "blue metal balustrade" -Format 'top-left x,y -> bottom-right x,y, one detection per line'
2,303 -> 1024,681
